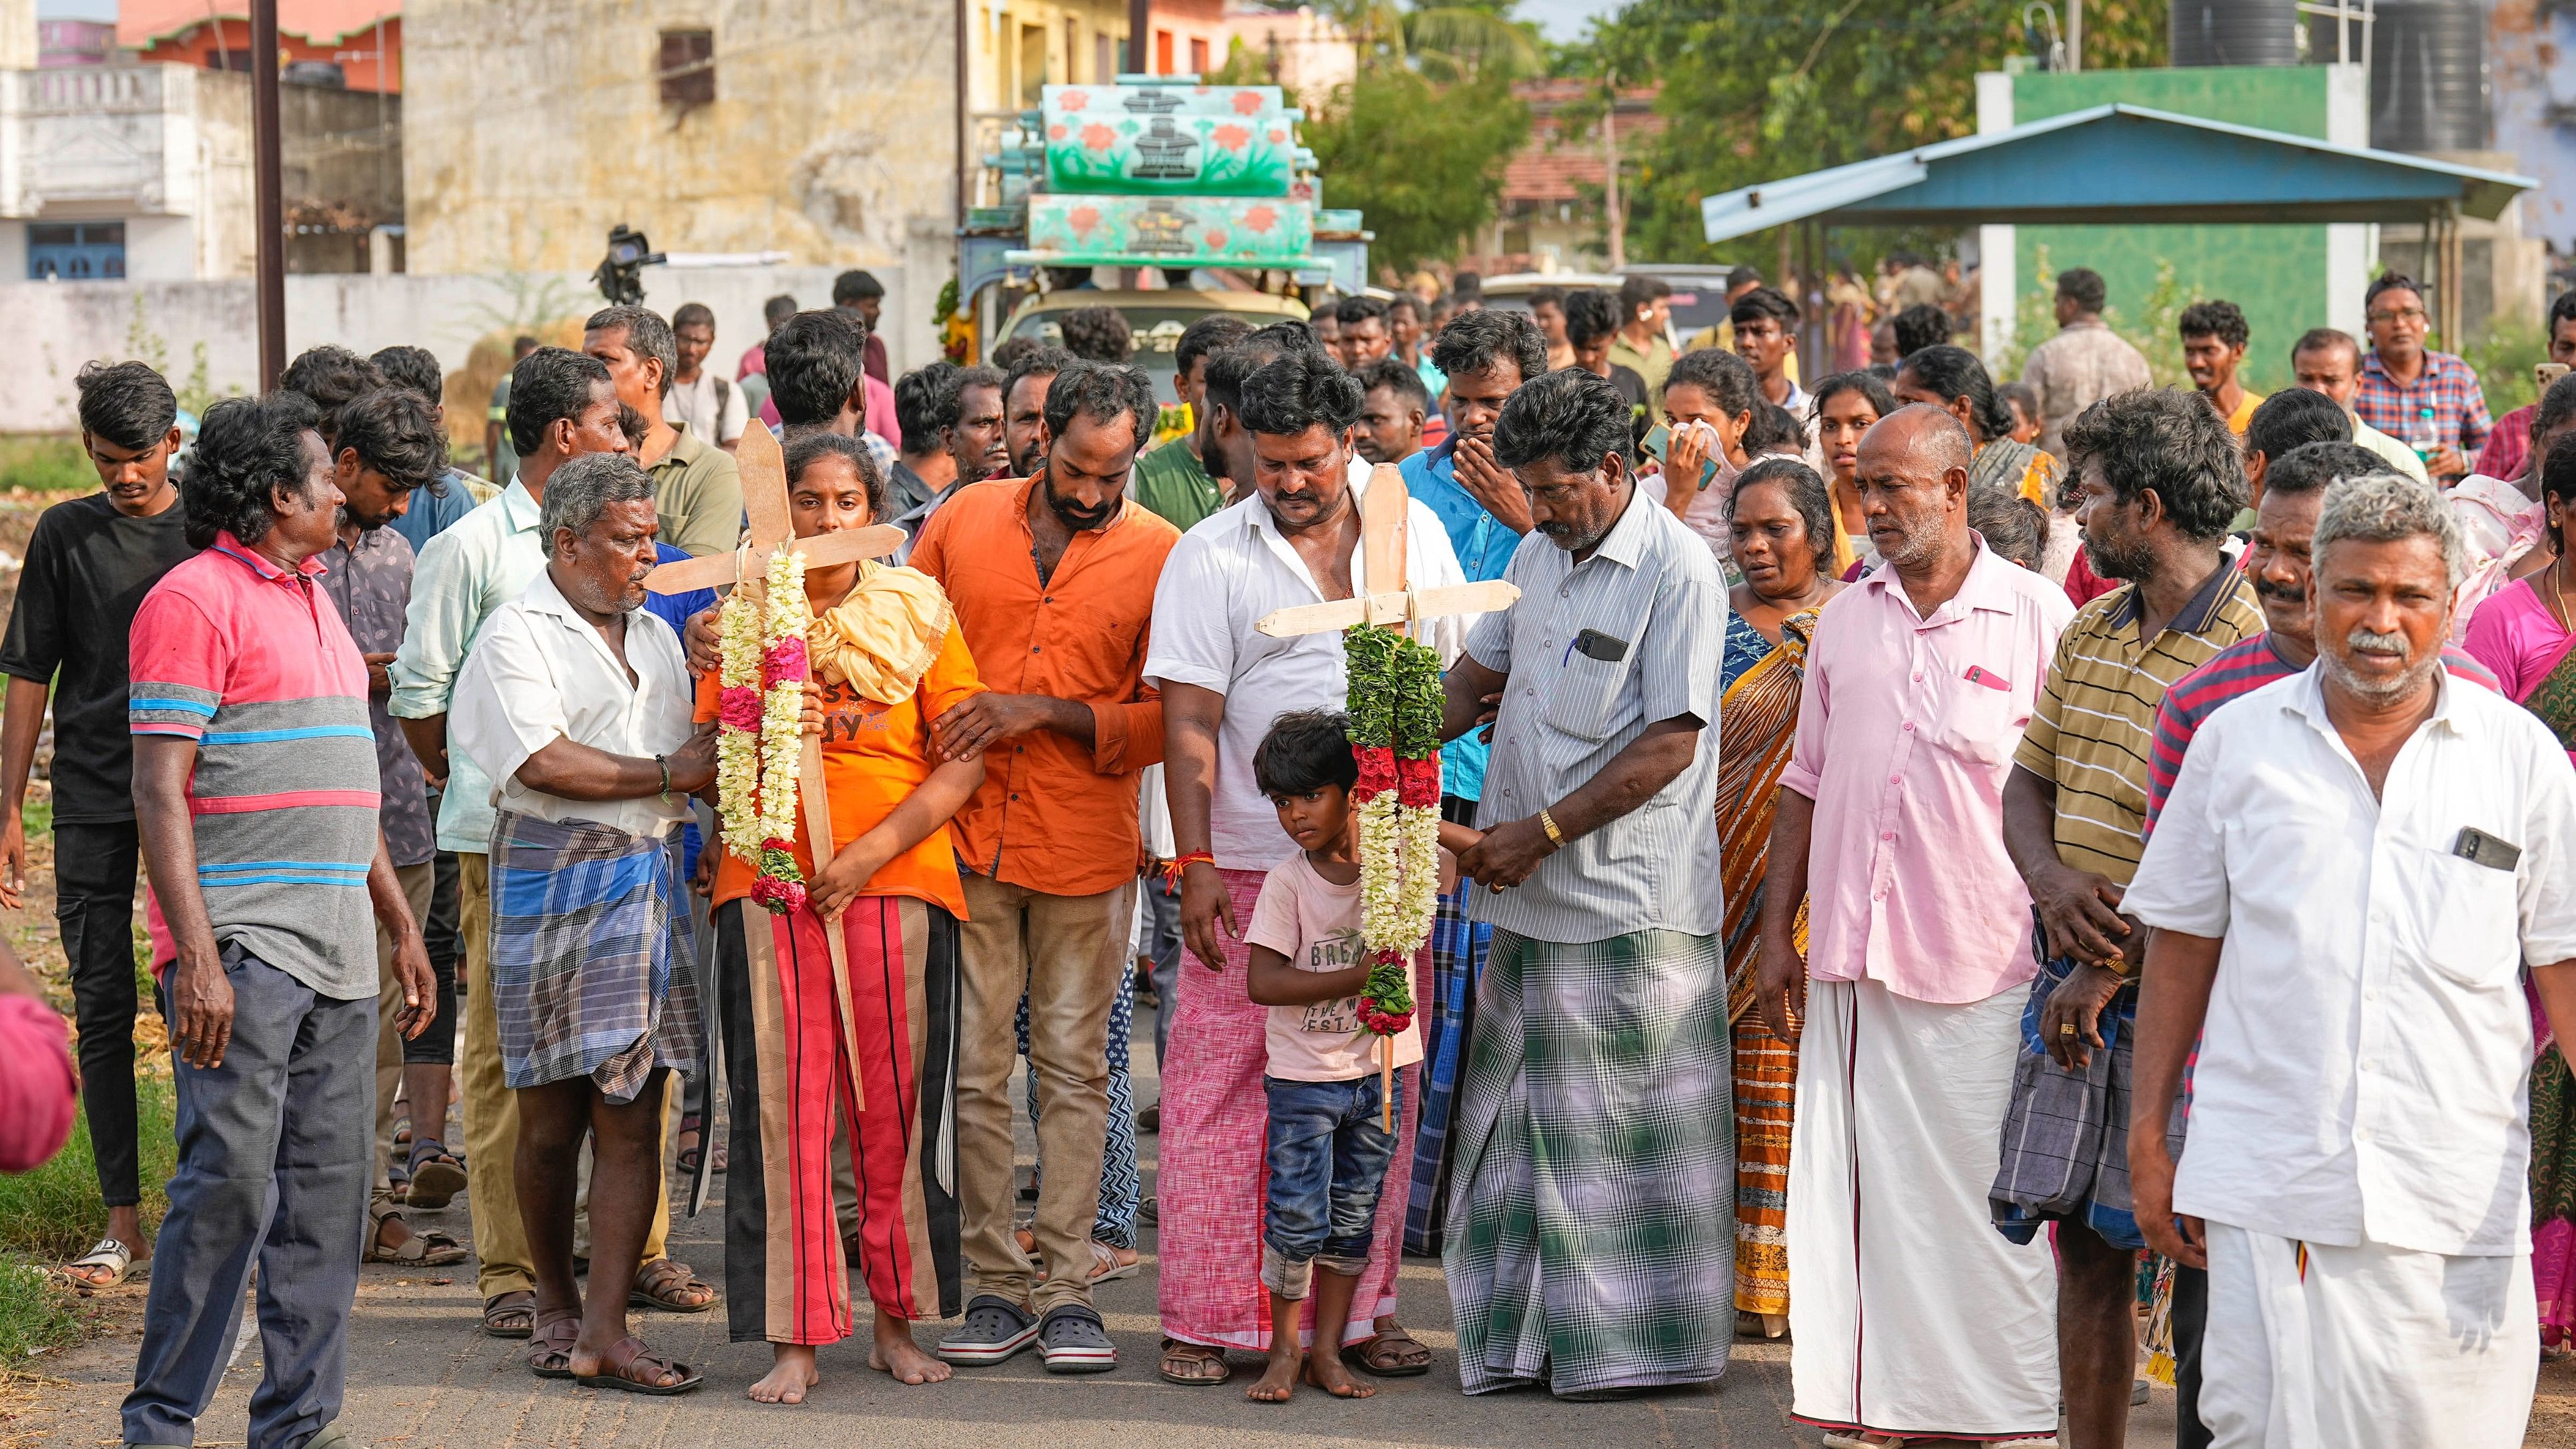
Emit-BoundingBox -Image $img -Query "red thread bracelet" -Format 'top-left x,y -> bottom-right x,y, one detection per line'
1160,850 -> 1217,888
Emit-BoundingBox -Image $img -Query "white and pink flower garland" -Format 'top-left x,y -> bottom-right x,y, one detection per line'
715,547 -> 813,914
1343,623 -> 1434,1041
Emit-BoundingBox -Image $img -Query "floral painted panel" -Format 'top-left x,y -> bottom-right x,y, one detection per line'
1042,83 -> 1298,196
1023,194 -> 1315,268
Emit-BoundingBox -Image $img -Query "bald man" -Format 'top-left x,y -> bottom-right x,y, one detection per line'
1756,406 -> 2076,1444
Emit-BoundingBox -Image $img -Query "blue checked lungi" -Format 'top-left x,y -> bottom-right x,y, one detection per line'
1404,880 -> 1489,1255
489,809 -> 701,1103
1989,910 -> 2178,1252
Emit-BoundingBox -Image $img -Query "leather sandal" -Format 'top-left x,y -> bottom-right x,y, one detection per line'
628,1257 -> 715,1312
571,1334 -> 702,1395
527,1313 -> 581,1378
481,1289 -> 537,1339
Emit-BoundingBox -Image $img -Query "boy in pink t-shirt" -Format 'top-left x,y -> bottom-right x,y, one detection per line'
1241,711 -> 1425,1405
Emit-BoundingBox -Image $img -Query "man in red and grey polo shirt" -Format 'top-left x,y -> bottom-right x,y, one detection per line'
119,391 -> 435,1449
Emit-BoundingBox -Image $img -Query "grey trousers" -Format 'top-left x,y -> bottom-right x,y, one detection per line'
125,946 -> 373,1449
1142,872 -> 1183,1069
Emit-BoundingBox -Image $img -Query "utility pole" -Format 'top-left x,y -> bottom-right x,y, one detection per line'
1602,69 -> 1624,272
2065,0 -> 2081,71
252,0 -> 284,389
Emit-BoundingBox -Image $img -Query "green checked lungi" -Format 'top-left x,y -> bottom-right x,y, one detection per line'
1443,926 -> 1734,1397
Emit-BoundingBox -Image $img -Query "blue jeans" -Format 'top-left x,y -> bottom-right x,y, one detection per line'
1260,1073 -> 1399,1299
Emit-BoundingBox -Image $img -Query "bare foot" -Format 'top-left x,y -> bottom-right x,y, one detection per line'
1246,1345 -> 1301,1403
868,1312 -> 953,1386
747,1344 -> 819,1404
1303,1351 -> 1375,1399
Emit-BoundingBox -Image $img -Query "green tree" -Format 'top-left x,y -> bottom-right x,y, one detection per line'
1307,65 -> 1531,276
1562,0 -> 2165,264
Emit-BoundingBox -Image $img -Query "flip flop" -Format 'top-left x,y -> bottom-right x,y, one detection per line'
571,1335 -> 702,1396
61,1238 -> 147,1287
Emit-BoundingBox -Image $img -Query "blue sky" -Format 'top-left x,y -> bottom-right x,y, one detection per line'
38,0 -> 118,20
1520,0 -> 1626,42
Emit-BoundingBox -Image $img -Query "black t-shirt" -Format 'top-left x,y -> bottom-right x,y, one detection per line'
1609,364 -> 1651,460
0,493 -> 194,823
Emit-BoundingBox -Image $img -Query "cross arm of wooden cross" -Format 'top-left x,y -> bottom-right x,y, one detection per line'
1251,461 -> 1519,639
653,424 -> 900,1109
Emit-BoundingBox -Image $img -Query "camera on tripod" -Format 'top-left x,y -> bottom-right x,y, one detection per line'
592,224 -> 666,304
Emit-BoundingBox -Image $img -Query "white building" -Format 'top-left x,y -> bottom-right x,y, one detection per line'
0,62 -> 257,280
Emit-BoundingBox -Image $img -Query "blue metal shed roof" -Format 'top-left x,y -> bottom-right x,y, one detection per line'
1700,103 -> 2535,242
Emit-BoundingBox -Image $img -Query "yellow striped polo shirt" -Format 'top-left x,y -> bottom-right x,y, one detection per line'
2013,559 -> 2265,887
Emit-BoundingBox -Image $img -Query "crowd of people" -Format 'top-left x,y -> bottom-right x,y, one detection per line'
0,252 -> 2570,1449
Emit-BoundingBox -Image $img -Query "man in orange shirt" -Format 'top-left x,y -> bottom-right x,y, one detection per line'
909,360 -> 1177,1375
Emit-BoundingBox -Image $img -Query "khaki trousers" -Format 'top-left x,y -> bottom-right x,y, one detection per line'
456,850 -> 671,1299
370,862 -> 438,1227
954,872 -> 1133,1314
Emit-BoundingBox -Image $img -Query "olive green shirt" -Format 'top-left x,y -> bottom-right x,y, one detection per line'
647,420 -> 744,558
1130,438 -> 1225,533
1607,331 -> 1676,425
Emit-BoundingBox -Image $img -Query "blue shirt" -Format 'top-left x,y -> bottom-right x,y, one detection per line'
1399,439 -> 1521,802
643,541 -> 717,879
390,471 -> 482,556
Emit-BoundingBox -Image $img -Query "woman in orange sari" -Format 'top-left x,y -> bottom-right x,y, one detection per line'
1715,457 -> 1843,1340
702,431 -> 986,1401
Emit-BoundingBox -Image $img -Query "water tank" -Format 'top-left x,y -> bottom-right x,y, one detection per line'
2171,0 -> 2300,67
2370,0 -> 2489,153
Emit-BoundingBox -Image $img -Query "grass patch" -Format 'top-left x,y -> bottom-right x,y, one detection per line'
0,1252 -> 83,1360
0,437 -> 93,494
0,1075 -> 175,1265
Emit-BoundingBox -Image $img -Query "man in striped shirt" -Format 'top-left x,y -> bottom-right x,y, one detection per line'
2147,440 -> 2499,830
1998,388 -> 2260,1449
122,392 -> 434,1449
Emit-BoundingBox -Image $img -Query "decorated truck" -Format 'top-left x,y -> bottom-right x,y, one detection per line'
956,74 -> 1371,402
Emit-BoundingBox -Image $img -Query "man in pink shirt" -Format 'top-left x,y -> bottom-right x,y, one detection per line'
1756,405 -> 2075,1447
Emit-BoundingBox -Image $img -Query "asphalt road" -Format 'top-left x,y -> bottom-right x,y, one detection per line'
15,1014 -> 2195,1449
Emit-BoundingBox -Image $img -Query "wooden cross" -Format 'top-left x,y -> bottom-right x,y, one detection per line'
1253,461 -> 1520,1125
645,424 -> 904,1138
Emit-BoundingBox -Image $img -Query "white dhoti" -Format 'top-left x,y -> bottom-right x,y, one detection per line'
2201,1221 -> 2535,1448
1787,978 -> 2059,1440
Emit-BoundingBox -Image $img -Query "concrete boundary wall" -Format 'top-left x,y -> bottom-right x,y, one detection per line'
0,261 -> 922,433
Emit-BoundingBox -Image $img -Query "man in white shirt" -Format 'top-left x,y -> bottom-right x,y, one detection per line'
2288,328 -> 2432,485
2127,472 -> 2576,1448
663,302 -> 749,451
450,453 -> 716,1394
1143,347 -> 1464,1384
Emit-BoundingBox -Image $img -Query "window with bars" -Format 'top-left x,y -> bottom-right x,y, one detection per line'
658,29 -> 714,110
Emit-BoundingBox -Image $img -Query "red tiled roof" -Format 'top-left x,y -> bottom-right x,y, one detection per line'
1502,80 -> 1663,204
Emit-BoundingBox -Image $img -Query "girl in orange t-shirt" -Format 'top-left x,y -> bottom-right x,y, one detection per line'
699,431 -> 984,1400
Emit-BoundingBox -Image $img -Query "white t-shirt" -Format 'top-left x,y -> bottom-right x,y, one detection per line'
663,370 -> 747,445
1244,851 -> 1424,1083
1143,461 -> 1467,870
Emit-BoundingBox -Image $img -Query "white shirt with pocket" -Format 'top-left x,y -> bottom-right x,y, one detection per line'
1145,459 -> 1468,872
450,567 -> 697,843
2126,666 -> 2576,1257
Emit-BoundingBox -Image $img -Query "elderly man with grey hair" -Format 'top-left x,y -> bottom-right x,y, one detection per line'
2126,471 -> 2576,1446
450,451 -> 720,1393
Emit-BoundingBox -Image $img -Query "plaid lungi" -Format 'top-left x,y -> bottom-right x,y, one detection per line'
1444,926 -> 1733,1397
1989,912 -> 2182,1252
489,809 -> 700,1103
1403,880 -> 1489,1255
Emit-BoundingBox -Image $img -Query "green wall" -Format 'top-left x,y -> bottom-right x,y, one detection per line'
2013,67 -> 2338,391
